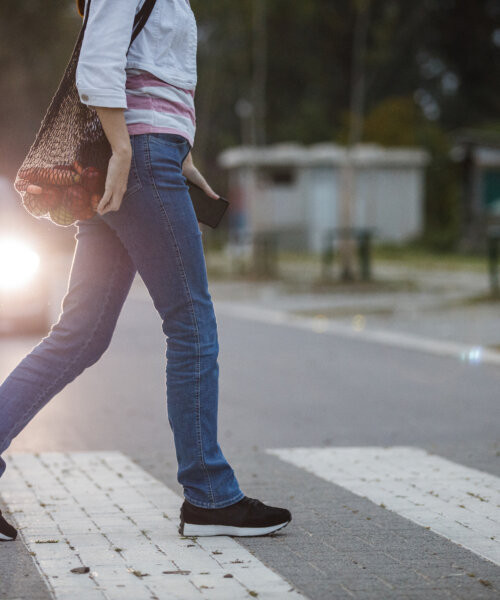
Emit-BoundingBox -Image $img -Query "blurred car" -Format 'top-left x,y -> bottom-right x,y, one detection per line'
0,177 -> 51,334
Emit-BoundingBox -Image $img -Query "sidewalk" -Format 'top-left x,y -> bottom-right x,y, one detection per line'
201,251 -> 500,352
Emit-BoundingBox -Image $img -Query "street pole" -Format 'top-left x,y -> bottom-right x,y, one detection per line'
235,98 -> 254,148
338,0 -> 371,281
251,0 -> 268,147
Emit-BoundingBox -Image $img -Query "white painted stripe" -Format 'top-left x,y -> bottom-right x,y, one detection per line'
127,84 -> 195,109
1,452 -> 305,600
266,446 -> 500,566
215,302 -> 500,366
125,108 -> 195,135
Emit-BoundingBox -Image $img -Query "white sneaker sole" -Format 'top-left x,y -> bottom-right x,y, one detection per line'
0,532 -> 16,541
181,520 -> 290,537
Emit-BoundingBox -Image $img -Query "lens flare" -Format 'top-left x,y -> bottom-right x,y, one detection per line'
460,346 -> 483,365
0,237 -> 40,290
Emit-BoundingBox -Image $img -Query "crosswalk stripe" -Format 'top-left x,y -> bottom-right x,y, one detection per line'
266,446 -> 500,566
1,452 -> 305,600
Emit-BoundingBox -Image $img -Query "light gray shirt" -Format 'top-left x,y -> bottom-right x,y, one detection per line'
76,0 -> 197,109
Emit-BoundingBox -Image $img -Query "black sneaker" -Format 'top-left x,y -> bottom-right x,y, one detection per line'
0,509 -> 17,541
179,495 -> 291,537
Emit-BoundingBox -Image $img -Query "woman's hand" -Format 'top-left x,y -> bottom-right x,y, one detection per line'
97,148 -> 132,215
90,106 -> 133,215
182,151 -> 219,199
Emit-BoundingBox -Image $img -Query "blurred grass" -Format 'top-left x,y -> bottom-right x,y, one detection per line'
372,244 -> 487,272
204,244 -> 488,275
204,241 -> 466,290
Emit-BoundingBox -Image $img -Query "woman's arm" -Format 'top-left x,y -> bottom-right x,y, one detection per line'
76,0 -> 138,109
91,106 -> 132,215
75,1 -> 139,214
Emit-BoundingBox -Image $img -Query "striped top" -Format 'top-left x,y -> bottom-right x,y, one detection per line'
124,68 -> 196,148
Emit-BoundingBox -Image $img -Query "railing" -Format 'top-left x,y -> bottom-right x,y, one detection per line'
247,227 -> 375,281
321,228 -> 374,282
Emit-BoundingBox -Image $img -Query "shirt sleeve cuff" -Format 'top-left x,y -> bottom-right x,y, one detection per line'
77,89 -> 128,109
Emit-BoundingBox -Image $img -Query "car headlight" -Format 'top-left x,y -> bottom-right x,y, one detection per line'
0,237 -> 41,290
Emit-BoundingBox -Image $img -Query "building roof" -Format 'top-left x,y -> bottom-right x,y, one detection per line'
450,129 -> 500,166
218,143 -> 430,169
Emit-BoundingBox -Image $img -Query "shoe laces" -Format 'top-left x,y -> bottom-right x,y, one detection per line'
245,496 -> 259,504
244,496 -> 267,508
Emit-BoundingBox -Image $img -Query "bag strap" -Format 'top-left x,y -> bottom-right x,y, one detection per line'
82,0 -> 157,53
129,0 -> 158,51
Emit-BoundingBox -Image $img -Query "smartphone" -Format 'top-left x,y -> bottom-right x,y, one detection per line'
187,181 -> 229,229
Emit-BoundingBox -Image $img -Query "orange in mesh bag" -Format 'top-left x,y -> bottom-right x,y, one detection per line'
14,0 -> 157,227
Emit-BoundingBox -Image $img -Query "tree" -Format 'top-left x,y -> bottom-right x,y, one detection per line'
0,1 -> 81,178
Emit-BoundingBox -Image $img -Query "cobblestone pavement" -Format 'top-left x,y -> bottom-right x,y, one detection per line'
0,452 -> 303,600
2,446 -> 499,600
136,448 -> 500,600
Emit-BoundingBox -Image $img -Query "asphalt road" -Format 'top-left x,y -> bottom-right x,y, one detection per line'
1,256 -> 499,600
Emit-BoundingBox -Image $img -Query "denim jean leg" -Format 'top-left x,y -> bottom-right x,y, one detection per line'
100,133 -> 244,509
0,217 -> 137,476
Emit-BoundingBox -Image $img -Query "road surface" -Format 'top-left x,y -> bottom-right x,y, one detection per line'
1,257 -> 499,600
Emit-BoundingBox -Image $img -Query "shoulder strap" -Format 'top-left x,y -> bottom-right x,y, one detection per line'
128,0 -> 158,52
81,0 -> 157,53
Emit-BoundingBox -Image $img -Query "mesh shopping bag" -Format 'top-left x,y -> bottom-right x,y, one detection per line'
13,0 -> 156,227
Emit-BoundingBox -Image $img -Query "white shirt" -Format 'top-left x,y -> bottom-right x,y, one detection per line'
76,0 -> 197,109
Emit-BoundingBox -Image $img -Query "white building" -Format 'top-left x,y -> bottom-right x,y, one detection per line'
218,143 -> 430,253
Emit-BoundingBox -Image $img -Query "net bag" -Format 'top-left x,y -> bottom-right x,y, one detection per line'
13,0 -> 156,227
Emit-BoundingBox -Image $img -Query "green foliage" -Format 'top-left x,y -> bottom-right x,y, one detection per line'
416,121 -> 462,252
363,97 -> 421,147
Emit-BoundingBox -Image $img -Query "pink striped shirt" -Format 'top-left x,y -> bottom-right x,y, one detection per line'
124,68 -> 196,148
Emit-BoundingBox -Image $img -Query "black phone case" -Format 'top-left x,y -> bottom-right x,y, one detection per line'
188,181 -> 229,229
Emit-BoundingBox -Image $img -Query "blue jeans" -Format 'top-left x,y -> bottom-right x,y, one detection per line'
0,133 -> 245,509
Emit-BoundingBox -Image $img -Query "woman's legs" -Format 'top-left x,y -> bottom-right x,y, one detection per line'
0,132 -> 244,510
0,216 -> 137,477
99,133 -> 244,509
